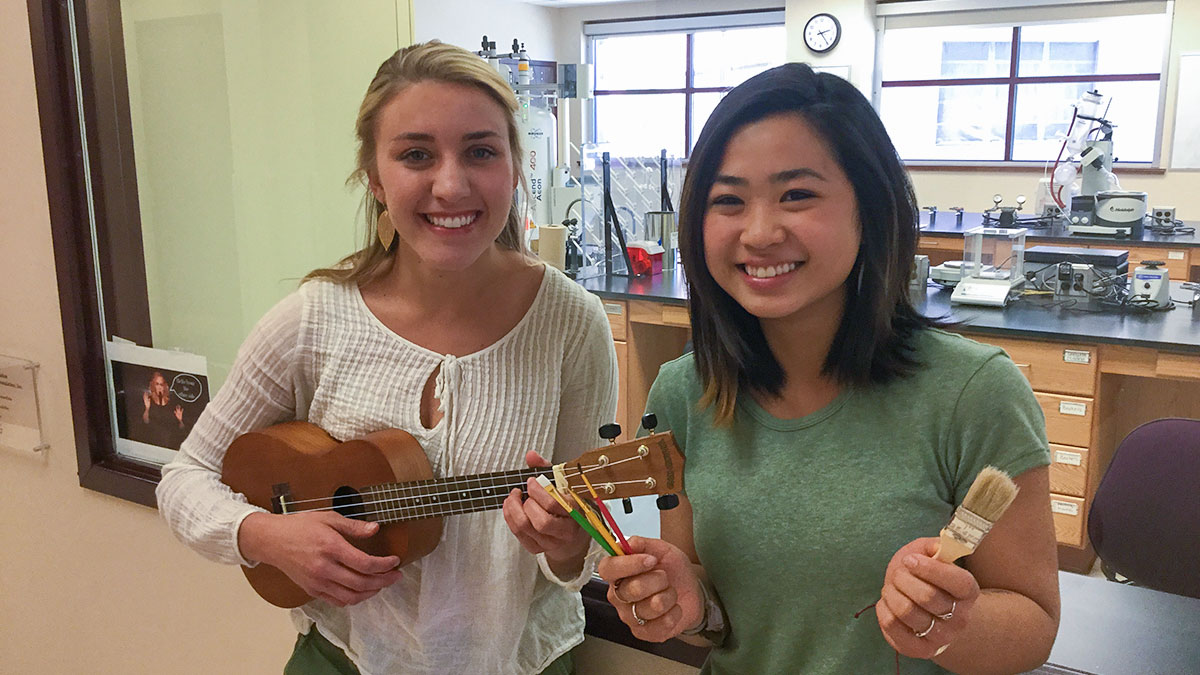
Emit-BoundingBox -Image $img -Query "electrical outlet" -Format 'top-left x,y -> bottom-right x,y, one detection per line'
1151,206 -> 1176,223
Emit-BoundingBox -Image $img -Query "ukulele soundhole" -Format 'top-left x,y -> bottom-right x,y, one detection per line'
332,486 -> 368,520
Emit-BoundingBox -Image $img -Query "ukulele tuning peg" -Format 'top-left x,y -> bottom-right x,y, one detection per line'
640,413 -> 658,433
622,497 -> 633,514
656,494 -> 679,511
598,423 -> 621,442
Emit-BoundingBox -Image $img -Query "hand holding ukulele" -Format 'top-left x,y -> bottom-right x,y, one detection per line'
502,450 -> 595,575
238,510 -> 403,608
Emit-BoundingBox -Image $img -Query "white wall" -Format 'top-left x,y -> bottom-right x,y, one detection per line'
412,0 -> 557,57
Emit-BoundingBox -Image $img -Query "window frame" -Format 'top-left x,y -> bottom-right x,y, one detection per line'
872,2 -> 1174,168
584,9 -> 786,158
30,0 -> 161,507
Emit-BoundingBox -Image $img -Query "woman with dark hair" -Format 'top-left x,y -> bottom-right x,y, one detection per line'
597,63 -> 1059,674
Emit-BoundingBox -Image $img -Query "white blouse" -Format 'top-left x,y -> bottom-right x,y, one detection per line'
156,266 -> 618,675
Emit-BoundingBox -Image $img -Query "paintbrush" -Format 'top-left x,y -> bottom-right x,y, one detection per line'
935,466 -> 1020,563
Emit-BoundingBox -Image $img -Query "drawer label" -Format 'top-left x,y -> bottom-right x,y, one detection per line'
1054,450 -> 1083,466
1168,251 -> 1184,260
1051,500 -> 1080,516
603,303 -> 624,316
1062,349 -> 1091,365
1059,401 -> 1087,416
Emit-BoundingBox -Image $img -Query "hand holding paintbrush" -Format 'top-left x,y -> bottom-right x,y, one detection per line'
874,466 -> 1023,661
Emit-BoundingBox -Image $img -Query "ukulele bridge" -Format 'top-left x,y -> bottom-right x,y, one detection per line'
271,483 -> 292,514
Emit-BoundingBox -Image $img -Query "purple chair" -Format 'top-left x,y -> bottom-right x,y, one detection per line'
1087,417 -> 1200,599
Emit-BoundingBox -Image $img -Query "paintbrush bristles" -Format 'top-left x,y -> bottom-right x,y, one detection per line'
961,466 -> 1020,522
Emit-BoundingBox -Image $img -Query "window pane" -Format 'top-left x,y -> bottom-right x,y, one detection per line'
690,91 -> 725,151
594,34 -> 686,90
1018,16 -> 1166,76
881,27 -> 1012,80
595,93 -> 685,157
1010,81 -> 1160,163
692,25 -> 786,88
880,85 -> 1008,160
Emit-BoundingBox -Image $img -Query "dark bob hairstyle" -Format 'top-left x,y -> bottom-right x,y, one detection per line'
678,62 -> 937,423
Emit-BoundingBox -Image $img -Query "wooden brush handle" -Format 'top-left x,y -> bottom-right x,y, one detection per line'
935,529 -> 974,563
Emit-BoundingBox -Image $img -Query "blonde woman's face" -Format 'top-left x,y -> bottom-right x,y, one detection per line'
369,80 -> 518,272
150,373 -> 168,397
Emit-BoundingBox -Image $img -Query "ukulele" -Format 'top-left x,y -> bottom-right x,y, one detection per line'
221,420 -> 684,608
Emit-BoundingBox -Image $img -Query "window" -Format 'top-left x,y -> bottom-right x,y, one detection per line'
876,5 -> 1169,165
586,11 -> 786,158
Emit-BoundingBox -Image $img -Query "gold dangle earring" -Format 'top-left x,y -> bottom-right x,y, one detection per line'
376,208 -> 396,250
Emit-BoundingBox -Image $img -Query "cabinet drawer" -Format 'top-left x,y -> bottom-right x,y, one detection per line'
1049,443 -> 1088,498
630,300 -> 691,328
1123,246 -> 1189,281
602,300 -> 626,341
918,236 -> 953,249
1050,494 -> 1086,547
977,336 -> 1097,396
1037,392 -> 1094,447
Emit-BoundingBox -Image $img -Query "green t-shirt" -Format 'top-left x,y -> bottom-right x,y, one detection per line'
645,328 -> 1050,675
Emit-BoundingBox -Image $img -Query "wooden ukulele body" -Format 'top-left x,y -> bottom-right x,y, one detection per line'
222,421 -> 444,608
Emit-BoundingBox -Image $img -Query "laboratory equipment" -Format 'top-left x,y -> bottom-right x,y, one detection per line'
1094,190 -> 1147,236
950,227 -> 1027,307
477,36 -> 592,239
982,193 -> 1054,230
1024,245 -> 1128,296
1045,89 -> 1145,236
1131,261 -> 1171,309
910,254 -> 930,291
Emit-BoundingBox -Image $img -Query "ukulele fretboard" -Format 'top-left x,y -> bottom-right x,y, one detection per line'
337,467 -> 559,523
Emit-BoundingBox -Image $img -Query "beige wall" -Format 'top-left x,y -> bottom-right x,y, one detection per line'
0,2 -> 296,673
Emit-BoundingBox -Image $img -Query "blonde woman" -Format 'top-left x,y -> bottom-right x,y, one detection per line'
157,41 -> 616,675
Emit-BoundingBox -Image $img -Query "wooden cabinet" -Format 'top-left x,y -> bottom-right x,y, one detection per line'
971,334 -> 1100,552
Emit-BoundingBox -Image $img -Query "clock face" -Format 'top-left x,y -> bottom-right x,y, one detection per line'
804,13 -> 841,54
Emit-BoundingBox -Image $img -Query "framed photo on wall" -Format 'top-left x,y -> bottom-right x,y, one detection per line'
107,340 -> 209,465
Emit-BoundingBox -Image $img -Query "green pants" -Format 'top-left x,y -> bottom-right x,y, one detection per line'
283,628 -> 576,675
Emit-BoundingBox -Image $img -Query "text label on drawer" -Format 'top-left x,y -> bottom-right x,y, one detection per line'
1054,450 -> 1083,466
1051,500 -> 1080,516
603,303 -> 624,316
1168,251 -> 1184,260
1059,401 -> 1087,416
1062,349 -> 1091,365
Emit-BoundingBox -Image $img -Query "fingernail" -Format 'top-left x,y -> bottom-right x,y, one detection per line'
904,555 -> 920,569
643,556 -> 657,568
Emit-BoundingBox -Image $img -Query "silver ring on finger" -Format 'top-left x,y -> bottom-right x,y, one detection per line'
935,601 -> 956,621
913,617 -> 936,638
630,601 -> 646,626
611,580 -> 633,605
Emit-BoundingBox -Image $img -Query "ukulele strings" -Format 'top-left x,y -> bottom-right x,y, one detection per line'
275,454 -> 650,518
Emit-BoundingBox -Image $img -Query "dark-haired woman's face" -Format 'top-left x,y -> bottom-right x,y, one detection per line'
702,113 -> 860,328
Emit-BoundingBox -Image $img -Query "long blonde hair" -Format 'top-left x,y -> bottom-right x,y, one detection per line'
306,40 -> 528,285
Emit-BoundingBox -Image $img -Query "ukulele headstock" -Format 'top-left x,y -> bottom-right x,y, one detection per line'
565,431 -> 683,500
